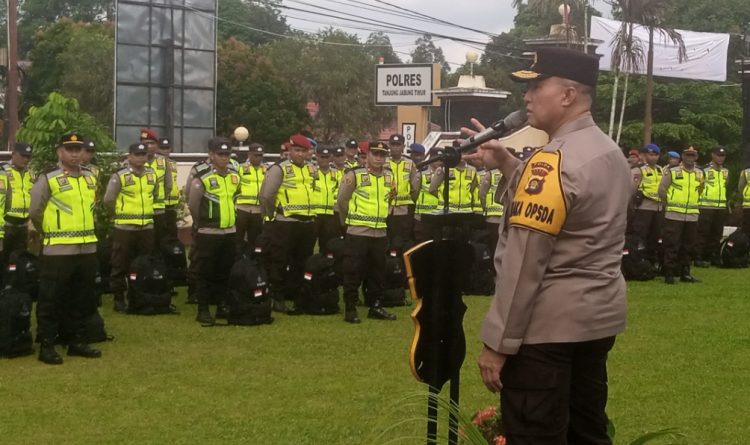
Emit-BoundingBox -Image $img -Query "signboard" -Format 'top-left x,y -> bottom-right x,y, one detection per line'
402,123 -> 416,146
115,0 -> 218,153
375,64 -> 434,106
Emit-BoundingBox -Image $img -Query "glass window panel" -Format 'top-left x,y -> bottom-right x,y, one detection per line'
117,4 -> 150,45
183,50 -> 214,88
116,85 -> 148,125
117,45 -> 149,83
182,89 -> 214,126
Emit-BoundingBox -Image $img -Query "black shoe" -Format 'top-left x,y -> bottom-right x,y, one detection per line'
287,306 -> 306,316
186,294 -> 198,304
272,300 -> 289,313
67,343 -> 102,358
368,306 -> 397,321
113,299 -> 128,313
215,304 -> 229,319
196,307 -> 214,325
681,274 -> 701,283
665,276 -> 676,285
39,344 -> 63,365
344,310 -> 361,324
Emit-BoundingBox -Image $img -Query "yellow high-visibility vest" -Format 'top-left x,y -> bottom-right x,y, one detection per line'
275,160 -> 316,218
389,158 -> 414,206
699,165 -> 728,208
639,165 -> 662,202
114,167 -> 156,226
198,169 -> 240,229
42,168 -> 98,245
346,167 -> 393,229
666,166 -> 703,215
237,163 -> 266,206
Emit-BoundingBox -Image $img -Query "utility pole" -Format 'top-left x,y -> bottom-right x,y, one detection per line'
6,0 -> 19,150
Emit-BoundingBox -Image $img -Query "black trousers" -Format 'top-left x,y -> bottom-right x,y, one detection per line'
628,209 -> 663,264
661,218 -> 698,276
153,212 -> 167,251
267,221 -> 316,303
36,253 -> 99,344
186,226 -> 200,300
164,206 -> 179,240
697,208 -> 727,262
110,228 -> 154,296
742,209 -> 750,236
342,235 -> 387,309
236,210 -> 264,256
195,233 -> 236,307
501,337 -> 616,445
413,218 -> 437,244
387,211 -> 414,243
315,214 -> 342,253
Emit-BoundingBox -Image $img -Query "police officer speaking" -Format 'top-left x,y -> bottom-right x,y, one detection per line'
30,133 -> 103,364
466,47 -> 631,443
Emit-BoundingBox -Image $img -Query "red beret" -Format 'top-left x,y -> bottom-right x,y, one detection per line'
628,149 -> 640,157
281,142 -> 290,152
357,141 -> 369,154
289,134 -> 313,150
140,128 -> 159,142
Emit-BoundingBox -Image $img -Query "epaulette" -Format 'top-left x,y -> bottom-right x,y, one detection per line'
228,163 -> 239,173
0,162 -> 10,172
116,166 -> 131,175
40,164 -> 61,176
193,162 -> 210,174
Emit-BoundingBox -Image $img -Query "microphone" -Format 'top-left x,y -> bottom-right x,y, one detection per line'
458,108 -> 527,153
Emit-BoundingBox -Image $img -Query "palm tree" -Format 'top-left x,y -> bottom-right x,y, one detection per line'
607,0 -> 687,145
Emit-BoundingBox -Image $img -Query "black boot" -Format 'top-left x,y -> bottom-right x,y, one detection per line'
215,304 -> 229,319
344,309 -> 361,324
664,275 -> 676,285
272,299 -> 289,314
113,292 -> 128,313
196,306 -> 214,325
38,342 -> 63,365
368,302 -> 396,321
67,343 -> 102,358
680,267 -> 701,283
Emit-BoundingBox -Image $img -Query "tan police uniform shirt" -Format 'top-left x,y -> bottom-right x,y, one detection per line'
481,113 -> 630,355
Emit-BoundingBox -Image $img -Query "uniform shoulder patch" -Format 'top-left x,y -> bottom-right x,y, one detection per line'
508,150 -> 567,237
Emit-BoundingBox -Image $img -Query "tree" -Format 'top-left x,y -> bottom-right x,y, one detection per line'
265,29 -> 394,142
22,19 -> 114,128
216,38 -> 309,150
365,32 -> 402,64
217,0 -> 288,46
411,34 -> 450,79
18,0 -> 113,55
608,0 -> 687,145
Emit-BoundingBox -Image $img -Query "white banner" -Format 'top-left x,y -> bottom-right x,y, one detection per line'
590,16 -> 730,82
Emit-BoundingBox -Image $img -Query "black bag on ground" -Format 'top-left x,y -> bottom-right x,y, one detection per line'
227,255 -> 273,325
5,250 -> 39,301
325,237 -> 346,286
621,235 -> 656,281
720,229 -> 749,268
160,237 -> 188,286
0,287 -> 33,358
127,254 -> 174,315
381,250 -> 408,307
300,253 -> 340,315
465,241 -> 495,295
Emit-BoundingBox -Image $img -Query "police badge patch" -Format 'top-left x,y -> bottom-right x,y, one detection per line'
360,174 -> 371,186
209,177 -> 219,189
285,165 -> 295,178
124,174 -> 135,186
524,161 -> 554,195
57,176 -> 70,188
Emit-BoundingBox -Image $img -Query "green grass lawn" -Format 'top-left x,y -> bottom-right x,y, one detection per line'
1,267 -> 749,444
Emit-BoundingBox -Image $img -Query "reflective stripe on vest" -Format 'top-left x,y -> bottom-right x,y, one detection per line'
114,168 -> 156,226
472,170 -> 486,214
237,163 -> 265,206
744,170 -> 750,208
699,166 -> 727,208
276,161 -> 315,217
0,174 -> 7,236
148,156 -> 168,210
346,169 -> 392,229
666,167 -> 703,215
415,170 -> 440,215
313,169 -> 338,215
199,170 -> 240,229
485,170 -> 504,217
43,169 -> 98,245
389,158 -> 414,206
639,165 -> 662,202
6,166 -> 32,219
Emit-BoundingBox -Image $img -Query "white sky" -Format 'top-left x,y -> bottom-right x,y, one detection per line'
281,0 -> 612,69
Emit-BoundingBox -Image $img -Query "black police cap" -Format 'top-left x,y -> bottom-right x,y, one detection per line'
511,47 -> 599,88
316,145 -> 333,155
129,143 -> 148,154
389,134 -> 405,146
345,138 -> 358,149
59,132 -> 84,147
248,143 -> 264,154
208,137 -> 232,153
14,142 -> 32,156
333,147 -> 345,156
158,138 -> 171,148
712,145 -> 727,156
